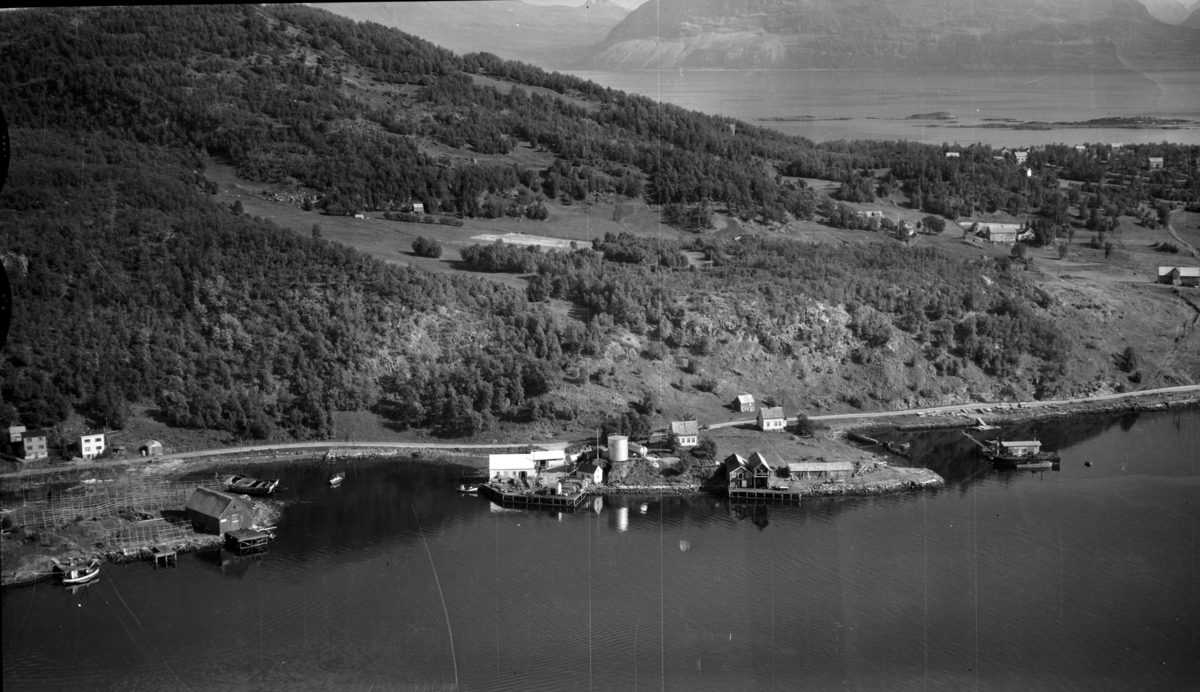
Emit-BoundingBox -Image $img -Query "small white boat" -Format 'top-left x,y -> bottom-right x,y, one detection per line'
457,484 -> 478,493
329,471 -> 345,487
53,558 -> 101,585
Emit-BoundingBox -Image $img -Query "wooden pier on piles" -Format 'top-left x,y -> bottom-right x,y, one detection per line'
478,484 -> 588,509
727,487 -> 802,504
225,528 -> 271,554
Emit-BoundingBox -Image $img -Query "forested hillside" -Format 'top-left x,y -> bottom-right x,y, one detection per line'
1,4 -> 1194,449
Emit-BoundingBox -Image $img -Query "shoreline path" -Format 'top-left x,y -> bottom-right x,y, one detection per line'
3,385 -> 1197,479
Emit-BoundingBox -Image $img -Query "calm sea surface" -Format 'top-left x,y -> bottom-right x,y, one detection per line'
3,409 -> 1197,691
568,69 -> 1200,147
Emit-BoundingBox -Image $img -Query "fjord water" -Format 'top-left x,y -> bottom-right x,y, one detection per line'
568,69 -> 1200,146
3,409 -> 1196,691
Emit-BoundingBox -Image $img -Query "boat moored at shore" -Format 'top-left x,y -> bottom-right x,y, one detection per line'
224,475 -> 279,496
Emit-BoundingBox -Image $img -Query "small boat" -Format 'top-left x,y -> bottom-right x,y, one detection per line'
329,471 -> 345,487
53,558 -> 101,585
457,484 -> 478,493
983,439 -> 1060,466
224,475 -> 279,496
1011,459 -> 1056,471
885,441 -> 911,458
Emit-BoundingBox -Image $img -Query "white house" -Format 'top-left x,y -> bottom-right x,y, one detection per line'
412,202 -> 425,214
1148,157 -> 1164,170
488,453 -> 534,479
573,461 -> 604,486
1014,151 -> 1029,164
757,406 -> 786,432
670,420 -> 699,449
80,433 -> 106,460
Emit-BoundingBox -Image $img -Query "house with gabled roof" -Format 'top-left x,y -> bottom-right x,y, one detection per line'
732,394 -> 755,412
185,488 -> 255,536
670,420 -> 699,448
757,406 -> 785,432
746,452 -> 774,488
1157,266 -> 1200,287
722,453 -> 751,488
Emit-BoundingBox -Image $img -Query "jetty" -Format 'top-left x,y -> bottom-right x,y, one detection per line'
478,483 -> 588,509
727,487 -> 802,504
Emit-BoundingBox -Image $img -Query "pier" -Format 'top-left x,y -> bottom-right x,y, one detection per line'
479,484 -> 588,509
225,528 -> 271,554
727,488 -> 802,504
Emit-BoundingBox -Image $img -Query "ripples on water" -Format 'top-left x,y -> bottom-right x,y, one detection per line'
3,410 -> 1197,691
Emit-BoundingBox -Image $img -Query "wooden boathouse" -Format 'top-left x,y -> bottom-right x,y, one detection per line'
479,483 -> 588,509
185,487 -> 255,536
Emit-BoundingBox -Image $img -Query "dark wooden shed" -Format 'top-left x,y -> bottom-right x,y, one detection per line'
185,487 -> 255,536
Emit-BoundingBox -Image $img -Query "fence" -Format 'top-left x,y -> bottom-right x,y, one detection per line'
6,475 -> 223,530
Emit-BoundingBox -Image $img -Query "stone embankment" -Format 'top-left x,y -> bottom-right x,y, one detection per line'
591,483 -> 702,496
886,394 -> 1199,433
798,469 -> 945,497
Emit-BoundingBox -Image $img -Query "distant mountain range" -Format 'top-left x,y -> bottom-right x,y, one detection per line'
569,0 -> 1200,71
1137,0 -> 1200,24
316,1 -> 629,69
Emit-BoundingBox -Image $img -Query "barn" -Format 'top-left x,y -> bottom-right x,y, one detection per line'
185,488 -> 255,536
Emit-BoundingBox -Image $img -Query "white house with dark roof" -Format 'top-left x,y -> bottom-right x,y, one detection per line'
79,433 -> 106,460
757,406 -> 786,432
573,461 -> 604,486
670,420 -> 699,448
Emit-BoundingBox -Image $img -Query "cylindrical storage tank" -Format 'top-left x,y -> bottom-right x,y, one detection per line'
607,435 -> 629,462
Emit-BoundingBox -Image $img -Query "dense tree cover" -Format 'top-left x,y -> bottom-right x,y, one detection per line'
0,131 -> 574,439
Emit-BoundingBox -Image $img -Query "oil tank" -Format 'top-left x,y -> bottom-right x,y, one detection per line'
607,435 -> 629,462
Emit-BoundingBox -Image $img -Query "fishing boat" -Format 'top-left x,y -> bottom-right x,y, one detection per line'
329,471 -> 345,487
457,484 -> 479,493
983,439 -> 1060,466
224,475 -> 279,496
52,558 -> 101,585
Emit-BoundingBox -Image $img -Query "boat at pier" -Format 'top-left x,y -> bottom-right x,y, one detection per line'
983,439 -> 1060,466
457,484 -> 478,493
224,475 -> 279,496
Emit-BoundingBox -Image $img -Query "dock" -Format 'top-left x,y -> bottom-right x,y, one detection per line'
225,528 -> 270,554
479,484 -> 588,509
151,544 -> 177,569
727,488 -> 802,504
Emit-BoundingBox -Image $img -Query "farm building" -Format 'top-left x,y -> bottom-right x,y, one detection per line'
670,420 -> 699,448
1014,151 -> 1028,164
757,406 -> 786,432
79,433 -> 106,460
1157,266 -> 1200,287
945,151 -> 960,158
140,440 -> 164,457
976,223 -> 1023,243
856,210 -> 884,219
1148,157 -> 1164,170
489,453 -> 535,479
412,202 -> 425,214
733,394 -> 755,412
185,488 -> 255,536
787,461 -> 857,480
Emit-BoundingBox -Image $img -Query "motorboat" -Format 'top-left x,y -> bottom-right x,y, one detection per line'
224,475 -> 279,496
329,471 -> 345,487
53,558 -> 101,585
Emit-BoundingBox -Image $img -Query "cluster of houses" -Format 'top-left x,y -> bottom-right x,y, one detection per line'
720,452 -> 856,490
4,426 -> 48,461
2,427 -> 165,463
